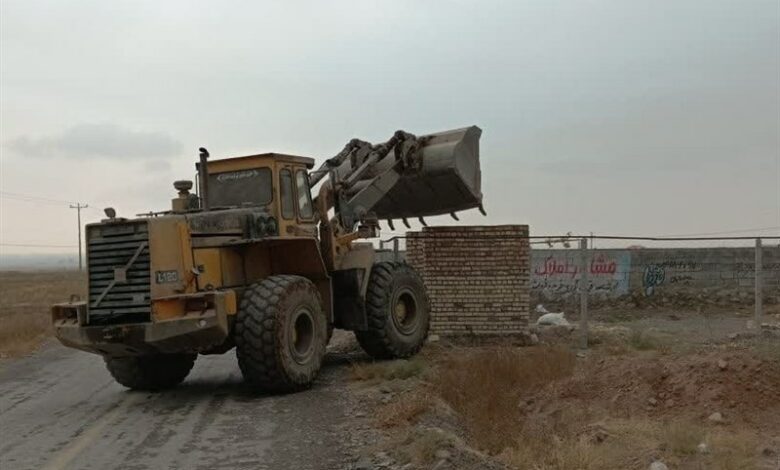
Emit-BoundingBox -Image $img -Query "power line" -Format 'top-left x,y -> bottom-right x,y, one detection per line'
381,226 -> 780,238
0,190 -> 91,270
0,190 -> 80,206
1,194 -> 74,207
0,190 -> 106,210
655,226 -> 780,237
0,243 -> 78,248
380,234 -> 780,242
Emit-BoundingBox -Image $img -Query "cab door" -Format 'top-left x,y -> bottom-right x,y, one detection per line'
293,166 -> 318,236
277,166 -> 297,236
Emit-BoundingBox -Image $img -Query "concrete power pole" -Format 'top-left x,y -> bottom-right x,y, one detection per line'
579,237 -> 589,349
70,203 -> 88,270
755,238 -> 763,326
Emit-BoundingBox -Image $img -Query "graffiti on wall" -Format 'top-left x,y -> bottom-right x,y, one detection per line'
642,259 -> 701,295
532,248 -> 779,301
532,251 -> 630,297
642,264 -> 665,295
733,262 -> 780,279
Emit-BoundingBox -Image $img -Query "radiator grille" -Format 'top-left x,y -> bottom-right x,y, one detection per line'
87,221 -> 151,325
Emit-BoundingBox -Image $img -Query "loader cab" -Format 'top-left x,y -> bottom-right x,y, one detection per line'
200,153 -> 317,236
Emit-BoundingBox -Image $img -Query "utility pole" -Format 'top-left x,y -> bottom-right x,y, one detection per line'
70,203 -> 88,270
579,237 -> 589,349
755,238 -> 763,326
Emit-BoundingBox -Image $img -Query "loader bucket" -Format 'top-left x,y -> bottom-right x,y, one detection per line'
348,126 -> 483,220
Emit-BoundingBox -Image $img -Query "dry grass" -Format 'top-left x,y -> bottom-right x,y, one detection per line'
708,429 -> 758,470
393,427 -> 460,467
350,357 -> 426,383
0,270 -> 84,357
628,329 -> 664,351
432,346 -> 575,452
375,390 -> 433,428
753,333 -> 780,362
590,326 -> 671,356
418,342 -> 763,469
498,416 -> 758,470
664,421 -> 705,456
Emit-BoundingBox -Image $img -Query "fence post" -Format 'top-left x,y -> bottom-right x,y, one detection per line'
755,238 -> 763,327
393,238 -> 400,262
579,237 -> 589,349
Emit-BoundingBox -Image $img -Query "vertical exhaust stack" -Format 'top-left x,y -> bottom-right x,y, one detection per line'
198,147 -> 210,211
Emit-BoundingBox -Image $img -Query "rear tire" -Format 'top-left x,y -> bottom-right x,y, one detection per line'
234,275 -> 328,393
355,262 -> 430,359
104,353 -> 196,391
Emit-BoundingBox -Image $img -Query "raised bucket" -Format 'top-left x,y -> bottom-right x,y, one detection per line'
346,125 -> 483,220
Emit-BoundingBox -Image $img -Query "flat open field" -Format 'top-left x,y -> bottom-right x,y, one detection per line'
1,270 -> 778,469
0,270 -> 85,358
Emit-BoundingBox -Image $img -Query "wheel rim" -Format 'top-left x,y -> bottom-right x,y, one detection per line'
391,288 -> 419,335
289,307 -> 316,364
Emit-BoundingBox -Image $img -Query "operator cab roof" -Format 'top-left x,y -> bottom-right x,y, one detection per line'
207,152 -> 315,170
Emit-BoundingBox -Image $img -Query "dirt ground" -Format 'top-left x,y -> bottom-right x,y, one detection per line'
342,309 -> 780,470
1,270 -> 779,469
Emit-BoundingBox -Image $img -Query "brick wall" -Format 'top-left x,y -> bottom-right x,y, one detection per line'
406,225 -> 530,336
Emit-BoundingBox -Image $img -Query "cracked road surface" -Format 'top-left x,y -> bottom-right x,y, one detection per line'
0,344 -> 353,470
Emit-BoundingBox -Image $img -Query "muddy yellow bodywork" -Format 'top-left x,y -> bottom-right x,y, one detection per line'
52,290 -> 234,356
51,152 -> 335,356
50,127 -> 483,357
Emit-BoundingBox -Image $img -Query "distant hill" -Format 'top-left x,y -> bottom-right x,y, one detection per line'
0,253 -> 79,271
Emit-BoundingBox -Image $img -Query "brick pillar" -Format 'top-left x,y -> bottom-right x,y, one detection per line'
406,225 -> 530,336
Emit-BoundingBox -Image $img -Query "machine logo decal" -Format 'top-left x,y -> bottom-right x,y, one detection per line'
216,169 -> 259,183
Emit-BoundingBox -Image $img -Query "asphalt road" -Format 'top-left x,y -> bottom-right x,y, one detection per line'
0,343 -> 353,470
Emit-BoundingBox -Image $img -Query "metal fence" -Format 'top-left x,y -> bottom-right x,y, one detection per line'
379,233 -> 780,348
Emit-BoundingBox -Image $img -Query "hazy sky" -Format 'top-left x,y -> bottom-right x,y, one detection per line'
1,0 -> 778,255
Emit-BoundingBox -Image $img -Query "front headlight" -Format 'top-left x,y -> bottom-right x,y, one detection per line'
264,217 -> 278,236
250,214 -> 278,238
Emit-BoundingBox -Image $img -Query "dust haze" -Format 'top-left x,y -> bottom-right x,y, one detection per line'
1,0 -> 778,256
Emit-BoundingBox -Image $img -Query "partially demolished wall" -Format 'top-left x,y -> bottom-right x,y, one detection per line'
406,225 -> 530,336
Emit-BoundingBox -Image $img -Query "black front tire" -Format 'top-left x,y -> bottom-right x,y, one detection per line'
355,262 -> 430,359
104,353 -> 196,391
234,275 -> 328,393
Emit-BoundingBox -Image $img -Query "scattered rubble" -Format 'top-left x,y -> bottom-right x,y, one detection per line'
536,312 -> 570,327
540,350 -> 780,424
535,304 -> 571,327
534,288 -> 780,310
649,461 -> 669,470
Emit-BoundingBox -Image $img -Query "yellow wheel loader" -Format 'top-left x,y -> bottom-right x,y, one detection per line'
51,126 -> 483,393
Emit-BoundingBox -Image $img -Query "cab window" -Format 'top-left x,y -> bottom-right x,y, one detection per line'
295,170 -> 314,219
280,169 -> 294,219
207,167 -> 272,207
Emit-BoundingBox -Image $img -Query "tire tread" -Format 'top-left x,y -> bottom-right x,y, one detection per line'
355,262 -> 429,359
234,275 -> 324,393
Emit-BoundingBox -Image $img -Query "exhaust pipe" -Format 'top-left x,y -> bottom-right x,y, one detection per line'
198,147 -> 210,210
